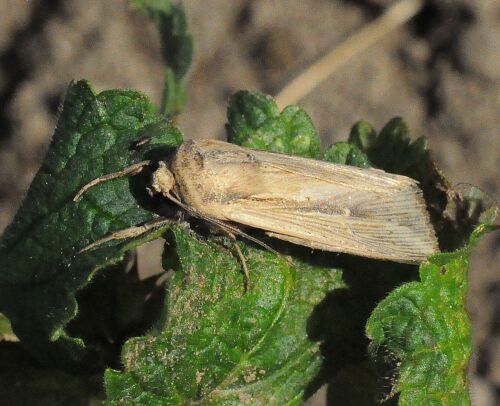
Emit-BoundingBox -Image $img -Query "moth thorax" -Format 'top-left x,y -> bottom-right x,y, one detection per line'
151,161 -> 175,197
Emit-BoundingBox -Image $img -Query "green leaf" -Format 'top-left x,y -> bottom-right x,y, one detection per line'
0,80 -> 182,367
66,260 -> 167,367
346,117 -> 499,405
104,104 -> 434,405
6,77 -> 484,405
366,223 -> 497,406
348,120 -> 377,151
105,227 -> 344,405
349,118 -> 428,177
0,342 -> 95,405
226,90 -> 321,158
131,0 -> 193,115
104,92 -> 344,404
450,184 -> 498,226
323,142 -> 371,168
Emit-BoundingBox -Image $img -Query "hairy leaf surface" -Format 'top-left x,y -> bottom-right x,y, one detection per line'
0,80 -> 181,366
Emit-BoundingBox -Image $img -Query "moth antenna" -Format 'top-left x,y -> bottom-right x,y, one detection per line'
165,192 -> 190,211
74,160 -> 151,202
214,220 -> 282,258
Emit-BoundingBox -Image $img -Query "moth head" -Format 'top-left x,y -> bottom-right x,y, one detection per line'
151,161 -> 175,197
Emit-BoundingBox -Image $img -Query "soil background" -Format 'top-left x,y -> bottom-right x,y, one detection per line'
0,0 -> 498,405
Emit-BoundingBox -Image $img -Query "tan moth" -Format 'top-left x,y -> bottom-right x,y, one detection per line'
75,139 -> 438,282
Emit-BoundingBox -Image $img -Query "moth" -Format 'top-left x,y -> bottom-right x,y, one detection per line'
75,139 -> 438,276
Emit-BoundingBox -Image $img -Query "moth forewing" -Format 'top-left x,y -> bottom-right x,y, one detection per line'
170,140 -> 438,263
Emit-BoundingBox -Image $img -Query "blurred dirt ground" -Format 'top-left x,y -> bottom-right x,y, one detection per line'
0,0 -> 498,404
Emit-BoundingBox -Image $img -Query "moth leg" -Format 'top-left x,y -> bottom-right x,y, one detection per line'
79,217 -> 174,254
223,230 -> 250,292
74,160 -> 151,202
166,192 -> 281,259
200,214 -> 293,273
